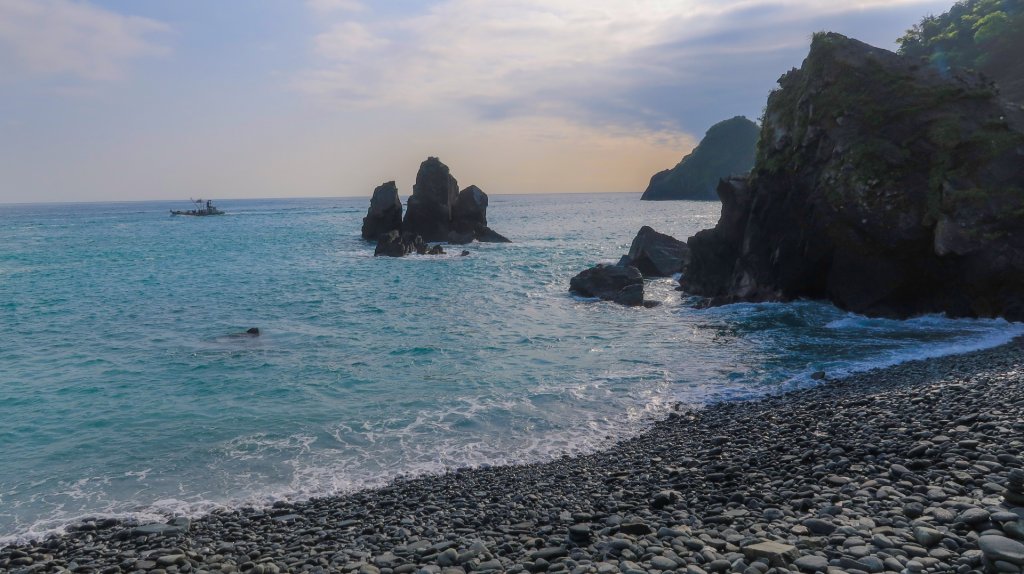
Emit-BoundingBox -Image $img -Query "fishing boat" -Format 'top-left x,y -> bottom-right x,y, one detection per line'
170,198 -> 224,216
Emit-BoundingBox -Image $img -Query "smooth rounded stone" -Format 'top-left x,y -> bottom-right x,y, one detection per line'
794,554 -> 829,572
1006,490 -> 1024,506
890,465 -> 912,478
913,527 -> 944,547
437,549 -> 459,567
650,556 -> 678,570
618,522 -> 653,536
531,548 -> 568,561
803,518 -> 837,536
903,544 -> 929,558
882,557 -> 903,571
961,508 -> 991,526
903,503 -> 925,519
157,554 -> 187,567
359,566 -> 382,574
846,545 -> 870,558
871,534 -> 895,549
568,524 -> 592,543
1005,521 -> 1024,541
904,559 -> 924,572
706,559 -> 731,572
979,535 -> 1024,566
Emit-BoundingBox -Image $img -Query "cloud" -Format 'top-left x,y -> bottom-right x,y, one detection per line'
0,0 -> 168,81
296,0 -> 949,134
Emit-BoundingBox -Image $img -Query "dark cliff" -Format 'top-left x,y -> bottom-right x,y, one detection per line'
681,33 -> 1024,321
641,116 -> 759,201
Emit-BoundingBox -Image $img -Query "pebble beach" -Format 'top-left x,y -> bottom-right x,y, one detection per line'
4,338 -> 1024,574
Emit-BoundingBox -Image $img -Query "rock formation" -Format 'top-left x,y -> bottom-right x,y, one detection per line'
373,230 -> 447,258
620,226 -> 690,277
569,264 -> 645,307
364,157 -> 510,250
403,157 -> 460,242
641,116 -> 760,201
680,33 -> 1024,321
361,181 -> 403,240
449,184 -> 511,244
452,185 -> 488,233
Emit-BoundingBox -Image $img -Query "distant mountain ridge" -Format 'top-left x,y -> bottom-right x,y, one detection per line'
641,116 -> 759,201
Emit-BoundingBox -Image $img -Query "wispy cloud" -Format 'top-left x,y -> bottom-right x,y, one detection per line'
0,0 -> 169,82
295,0 -> 947,133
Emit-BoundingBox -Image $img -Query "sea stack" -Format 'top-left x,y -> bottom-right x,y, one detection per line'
681,33 -> 1024,321
403,157 -> 460,243
361,181 -> 403,240
365,157 -> 510,251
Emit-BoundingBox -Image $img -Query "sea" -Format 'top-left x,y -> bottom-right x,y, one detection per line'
1,193 -> 1021,544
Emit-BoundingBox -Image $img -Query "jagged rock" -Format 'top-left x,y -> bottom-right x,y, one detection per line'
452,185 -> 488,233
403,157 -> 460,242
625,226 -> 689,277
394,158 -> 511,244
642,116 -> 760,201
680,33 -> 1024,321
374,230 -> 427,258
428,244 -> 445,255
569,264 -> 645,307
374,230 -> 410,257
361,181 -> 403,240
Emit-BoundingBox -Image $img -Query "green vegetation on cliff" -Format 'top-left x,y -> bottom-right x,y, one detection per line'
641,116 -> 759,201
898,0 -> 1024,103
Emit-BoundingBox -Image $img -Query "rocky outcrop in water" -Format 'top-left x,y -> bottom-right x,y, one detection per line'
373,230 -> 446,258
569,264 -> 645,307
365,158 -> 510,249
641,116 -> 759,201
449,184 -> 511,244
681,33 -> 1024,321
403,158 -> 461,242
620,226 -> 689,277
361,181 -> 403,240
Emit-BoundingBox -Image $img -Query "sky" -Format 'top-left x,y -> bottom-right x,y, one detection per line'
0,0 -> 954,203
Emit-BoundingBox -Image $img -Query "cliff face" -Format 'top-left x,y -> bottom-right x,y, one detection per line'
681,33 -> 1024,320
641,116 -> 759,201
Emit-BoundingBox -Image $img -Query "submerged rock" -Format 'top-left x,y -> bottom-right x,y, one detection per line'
569,264 -> 645,307
642,116 -> 759,201
361,181 -> 403,240
624,226 -> 689,277
681,32 -> 1024,321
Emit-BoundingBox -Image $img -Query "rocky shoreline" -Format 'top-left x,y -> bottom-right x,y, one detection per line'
4,340 -> 1024,574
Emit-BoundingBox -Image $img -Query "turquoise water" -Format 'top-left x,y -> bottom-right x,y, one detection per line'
1,193 -> 1021,543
